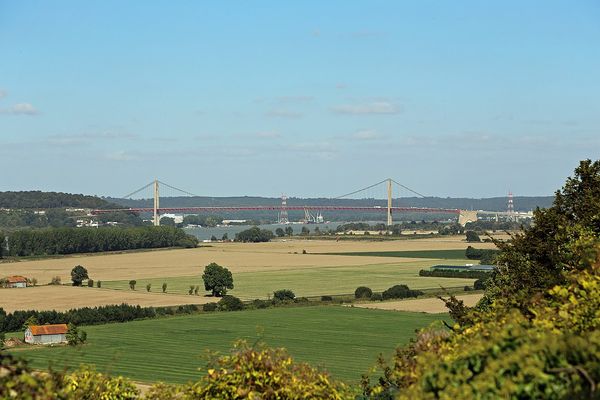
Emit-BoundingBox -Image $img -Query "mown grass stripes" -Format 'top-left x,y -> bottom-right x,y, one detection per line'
11,306 -> 446,384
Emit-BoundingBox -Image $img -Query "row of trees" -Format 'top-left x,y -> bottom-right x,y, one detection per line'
465,245 -> 500,264
0,303 -> 203,333
234,226 -> 274,243
2,226 -> 198,256
418,268 -> 491,280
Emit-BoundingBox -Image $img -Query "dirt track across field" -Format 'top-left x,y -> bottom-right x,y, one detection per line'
354,293 -> 484,313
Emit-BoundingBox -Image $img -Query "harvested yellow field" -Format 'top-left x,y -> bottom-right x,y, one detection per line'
0,285 -> 212,312
0,238 -> 494,284
354,293 -> 484,313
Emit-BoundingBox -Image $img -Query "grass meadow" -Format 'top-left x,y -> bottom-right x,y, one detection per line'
10,306 -> 446,384
102,260 -> 476,300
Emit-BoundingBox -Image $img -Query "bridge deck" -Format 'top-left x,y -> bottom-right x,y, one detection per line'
91,206 -> 462,214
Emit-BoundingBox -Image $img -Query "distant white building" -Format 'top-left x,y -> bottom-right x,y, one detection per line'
222,219 -> 247,225
25,324 -> 68,345
160,214 -> 184,223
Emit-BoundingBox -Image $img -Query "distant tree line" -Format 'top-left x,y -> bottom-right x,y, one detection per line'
0,209 -> 145,229
465,246 -> 500,264
3,226 -> 198,257
234,226 -> 274,243
419,269 -> 492,280
0,303 -> 202,333
0,191 -> 115,209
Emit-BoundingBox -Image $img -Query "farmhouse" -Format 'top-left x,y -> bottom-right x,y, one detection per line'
6,275 -> 27,288
24,324 -> 68,345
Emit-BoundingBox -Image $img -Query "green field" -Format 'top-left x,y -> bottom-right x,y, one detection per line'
10,306 -> 446,384
102,261 -> 476,300
322,249 -> 469,259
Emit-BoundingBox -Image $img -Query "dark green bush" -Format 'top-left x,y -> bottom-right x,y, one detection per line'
202,303 -> 218,312
354,286 -> 373,299
251,299 -> 270,309
371,293 -> 383,301
382,284 -> 423,300
217,295 -> 244,311
321,295 -> 333,302
273,289 -> 296,301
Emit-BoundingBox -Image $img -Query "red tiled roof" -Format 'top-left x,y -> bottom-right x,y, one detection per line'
6,276 -> 27,283
29,324 -> 68,335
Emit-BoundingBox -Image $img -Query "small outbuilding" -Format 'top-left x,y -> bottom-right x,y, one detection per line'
24,324 -> 68,345
6,275 -> 27,288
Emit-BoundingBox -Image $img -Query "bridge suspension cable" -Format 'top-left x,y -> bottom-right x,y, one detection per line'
122,181 -> 155,199
332,178 -> 390,199
391,179 -> 428,198
156,180 -> 199,197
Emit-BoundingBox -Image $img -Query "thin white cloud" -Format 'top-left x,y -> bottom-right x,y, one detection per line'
331,101 -> 400,115
0,102 -> 39,115
0,89 -> 7,99
106,150 -> 140,161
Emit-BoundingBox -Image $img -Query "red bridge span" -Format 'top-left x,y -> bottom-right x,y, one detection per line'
91,206 -> 461,215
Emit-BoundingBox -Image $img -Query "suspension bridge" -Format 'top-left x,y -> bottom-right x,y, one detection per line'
91,179 -> 522,226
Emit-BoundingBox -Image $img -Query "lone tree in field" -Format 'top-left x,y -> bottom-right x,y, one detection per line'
71,265 -> 89,286
202,262 -> 234,297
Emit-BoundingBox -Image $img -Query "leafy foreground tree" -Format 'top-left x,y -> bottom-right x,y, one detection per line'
0,353 -> 139,399
0,342 -> 347,399
361,160 -> 600,399
148,341 -> 348,399
202,262 -> 234,296
70,265 -> 88,286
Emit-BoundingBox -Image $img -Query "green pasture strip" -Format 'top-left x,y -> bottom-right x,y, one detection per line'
321,249 -> 469,259
9,306 -> 446,384
102,262 -> 476,300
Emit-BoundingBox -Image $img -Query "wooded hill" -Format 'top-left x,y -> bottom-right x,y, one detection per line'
0,191 -> 115,209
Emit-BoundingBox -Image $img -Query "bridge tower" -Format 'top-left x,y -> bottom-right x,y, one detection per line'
387,178 -> 393,227
153,179 -> 160,226
278,194 -> 289,224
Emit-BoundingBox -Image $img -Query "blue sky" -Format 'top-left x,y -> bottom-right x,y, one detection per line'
1,1 -> 598,198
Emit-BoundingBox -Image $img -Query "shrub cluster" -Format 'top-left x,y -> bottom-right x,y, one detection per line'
354,286 -> 373,299
273,289 -> 296,301
234,226 -> 275,243
381,284 -> 423,300
5,226 -> 198,256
